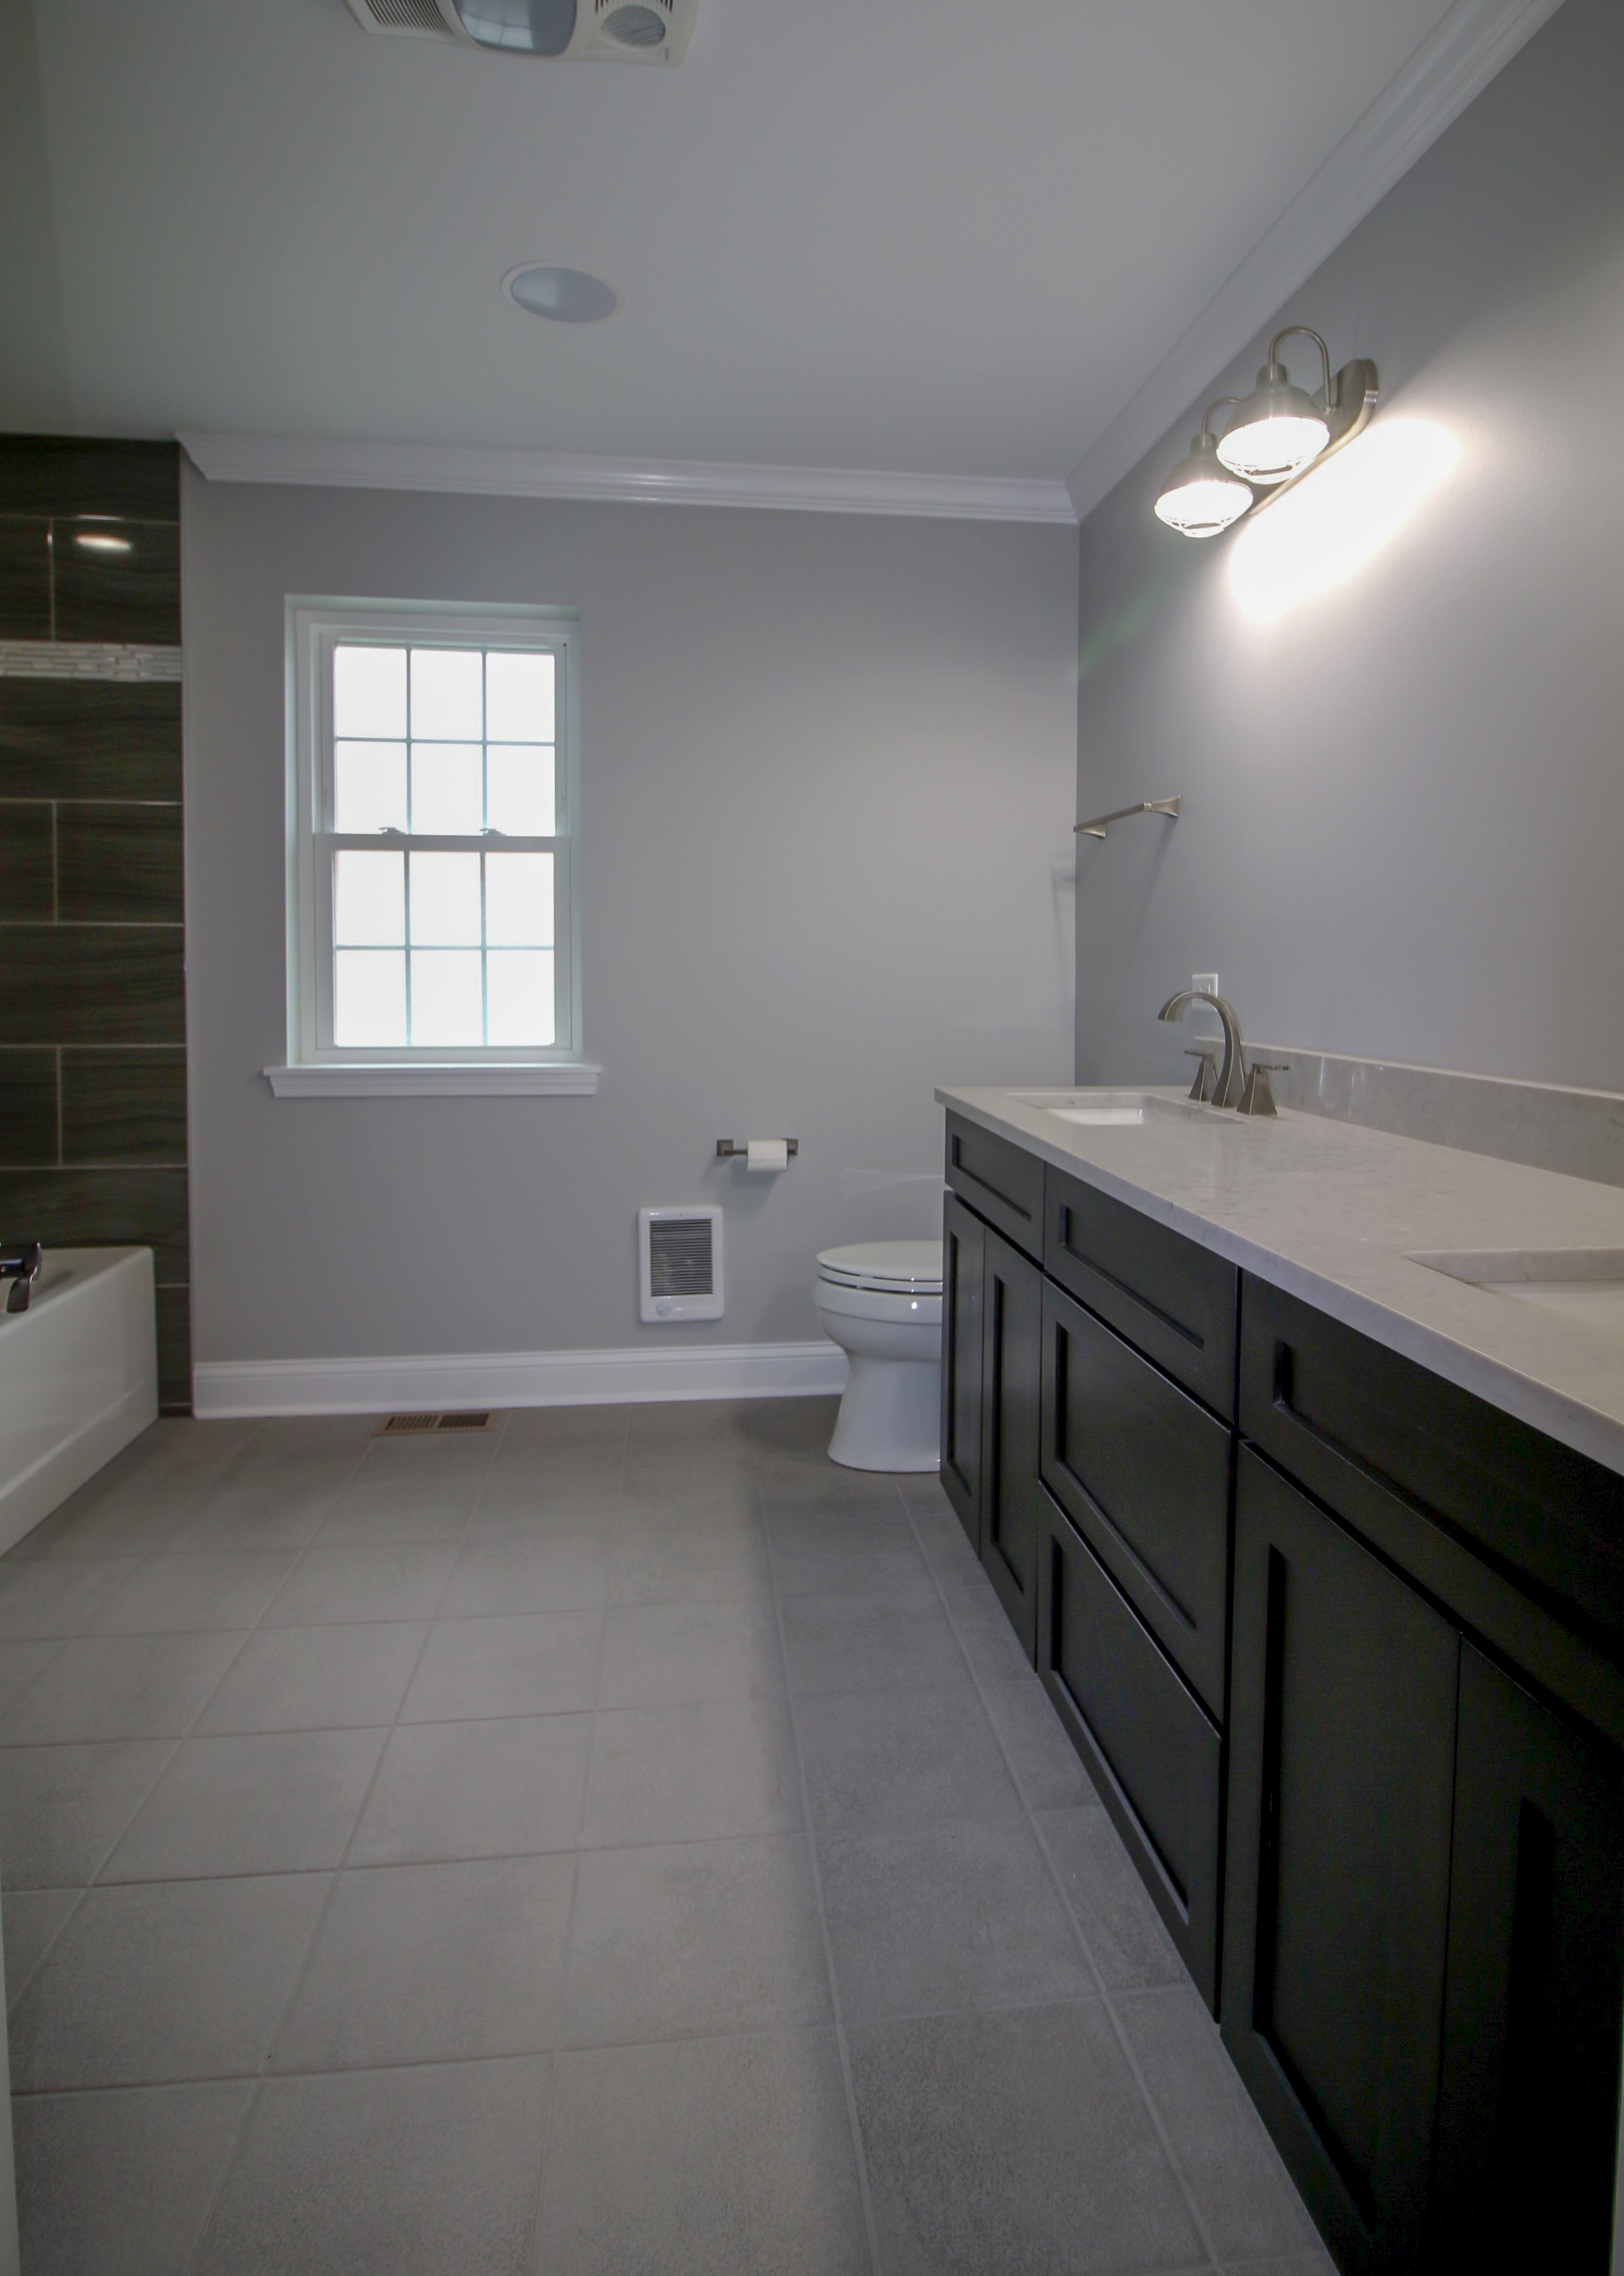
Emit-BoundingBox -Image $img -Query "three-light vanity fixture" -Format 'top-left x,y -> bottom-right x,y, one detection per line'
1154,327 -> 1378,538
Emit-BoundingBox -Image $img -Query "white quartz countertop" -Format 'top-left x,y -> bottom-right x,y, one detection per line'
937,1085 -> 1624,1479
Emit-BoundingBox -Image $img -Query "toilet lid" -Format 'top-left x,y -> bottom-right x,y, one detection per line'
816,1239 -> 943,1294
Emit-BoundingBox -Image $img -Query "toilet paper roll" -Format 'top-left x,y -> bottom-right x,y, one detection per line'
745,1138 -> 789,1173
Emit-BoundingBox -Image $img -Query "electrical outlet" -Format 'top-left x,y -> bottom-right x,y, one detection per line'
1190,973 -> 1222,1041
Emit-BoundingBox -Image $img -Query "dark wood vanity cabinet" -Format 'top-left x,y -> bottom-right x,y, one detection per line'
940,1189 -> 987,1545
1224,1447 -> 1460,2273
940,1137 -> 1043,1656
945,1121 -> 1239,1998
1434,1645 -> 1624,2275
1038,1489 -> 1225,2005
1227,1281 -> 1624,2276
942,1110 -> 1624,2276
978,1226 -> 1044,1659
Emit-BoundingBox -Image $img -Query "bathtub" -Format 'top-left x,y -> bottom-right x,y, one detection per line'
0,1247 -> 159,1555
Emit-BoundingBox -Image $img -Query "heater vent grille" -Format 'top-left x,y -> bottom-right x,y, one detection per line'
650,1218 -> 713,1299
639,1206 -> 724,1321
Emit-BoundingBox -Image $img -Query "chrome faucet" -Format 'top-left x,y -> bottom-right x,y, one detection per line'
1158,991 -> 1288,1116
0,1241 -> 42,1315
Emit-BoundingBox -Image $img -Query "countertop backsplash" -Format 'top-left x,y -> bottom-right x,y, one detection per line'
1251,1047 -> 1624,1191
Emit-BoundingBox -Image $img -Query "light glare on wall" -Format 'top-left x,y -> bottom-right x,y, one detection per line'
1226,420 -> 1459,624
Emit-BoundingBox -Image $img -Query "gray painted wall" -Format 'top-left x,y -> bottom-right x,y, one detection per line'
1073,0 -> 1624,1096
183,475 -> 1076,1363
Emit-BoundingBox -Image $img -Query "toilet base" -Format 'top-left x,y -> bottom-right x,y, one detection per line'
827,1354 -> 940,1473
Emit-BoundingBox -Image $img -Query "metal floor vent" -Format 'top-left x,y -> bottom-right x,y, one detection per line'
376,1411 -> 495,1435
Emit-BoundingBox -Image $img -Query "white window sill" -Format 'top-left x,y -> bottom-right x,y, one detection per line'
264,1063 -> 602,1098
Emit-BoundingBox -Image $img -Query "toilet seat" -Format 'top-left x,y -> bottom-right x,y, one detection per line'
815,1239 -> 943,1296
813,1276 -> 942,1327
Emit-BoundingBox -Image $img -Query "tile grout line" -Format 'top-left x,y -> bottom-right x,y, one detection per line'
181,1417 -> 503,2276
525,1400 -> 629,2273
4,1988 -> 1128,2099
757,1463 -> 884,2276
0,1428 -> 267,2012
902,1492 -> 1229,2276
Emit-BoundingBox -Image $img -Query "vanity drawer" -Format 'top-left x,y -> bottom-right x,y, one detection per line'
1039,1489 -> 1223,2010
1240,1274 -> 1624,1707
1045,1166 -> 1238,1415
1042,1282 -> 1231,1720
945,1113 -> 1044,1263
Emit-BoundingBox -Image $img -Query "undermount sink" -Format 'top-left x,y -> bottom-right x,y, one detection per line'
1016,1089 -> 1216,1127
1410,1249 -> 1624,1346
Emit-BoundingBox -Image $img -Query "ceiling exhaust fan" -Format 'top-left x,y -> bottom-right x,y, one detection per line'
343,0 -> 696,63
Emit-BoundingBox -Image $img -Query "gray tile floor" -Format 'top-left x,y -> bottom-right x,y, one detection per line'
0,1398 -> 1334,2275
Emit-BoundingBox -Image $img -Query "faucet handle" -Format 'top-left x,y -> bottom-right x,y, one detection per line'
1237,1061 -> 1289,1118
1183,1049 -> 1218,1104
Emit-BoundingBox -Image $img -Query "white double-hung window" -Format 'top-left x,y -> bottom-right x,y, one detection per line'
277,603 -> 593,1095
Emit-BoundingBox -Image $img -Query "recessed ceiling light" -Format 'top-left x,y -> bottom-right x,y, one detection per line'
72,530 -> 133,555
503,265 -> 619,323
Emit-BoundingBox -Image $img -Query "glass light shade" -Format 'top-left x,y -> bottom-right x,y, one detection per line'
1217,363 -> 1330,484
1154,432 -> 1253,538
451,0 -> 577,54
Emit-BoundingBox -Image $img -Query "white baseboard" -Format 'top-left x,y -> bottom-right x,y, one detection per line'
193,1339 -> 848,1419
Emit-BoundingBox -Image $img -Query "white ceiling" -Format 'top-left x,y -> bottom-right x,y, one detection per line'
7,0 -> 1460,484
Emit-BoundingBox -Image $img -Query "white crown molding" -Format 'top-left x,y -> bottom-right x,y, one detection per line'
263,1062 -> 602,1097
1064,0 -> 1568,524
192,1339 -> 847,1418
180,430 -> 1076,526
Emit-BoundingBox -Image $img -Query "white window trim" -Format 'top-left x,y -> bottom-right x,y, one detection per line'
268,597 -> 596,1097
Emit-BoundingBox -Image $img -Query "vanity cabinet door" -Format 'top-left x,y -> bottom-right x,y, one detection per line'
1040,1281 -> 1231,1720
941,1192 -> 987,1552
979,1229 -> 1042,1664
1223,1448 -> 1459,2276
1430,1646 -> 1624,2276
1039,1492 -> 1223,2008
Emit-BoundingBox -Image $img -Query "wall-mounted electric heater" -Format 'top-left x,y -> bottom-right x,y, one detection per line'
638,1206 -> 723,1323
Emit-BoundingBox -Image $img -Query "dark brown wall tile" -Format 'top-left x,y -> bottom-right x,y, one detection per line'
0,520 -> 51,639
0,439 -> 180,523
62,1048 -> 186,1165
57,804 -> 183,924
0,1167 -> 188,1281
0,926 -> 184,1044
0,805 -> 54,919
156,1282 -> 192,1415
0,1049 -> 57,1166
54,521 -> 181,645
0,682 -> 182,800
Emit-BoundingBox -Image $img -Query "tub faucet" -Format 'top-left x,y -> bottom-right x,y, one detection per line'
1,1242 -> 42,1315
1158,990 -> 1247,1109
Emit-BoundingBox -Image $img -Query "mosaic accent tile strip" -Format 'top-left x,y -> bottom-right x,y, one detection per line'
0,642 -> 184,683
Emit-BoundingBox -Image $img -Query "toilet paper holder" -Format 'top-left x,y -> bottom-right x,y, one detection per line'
716,1139 -> 799,1159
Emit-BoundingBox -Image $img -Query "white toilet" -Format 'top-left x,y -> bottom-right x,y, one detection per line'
813,1239 -> 944,1472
